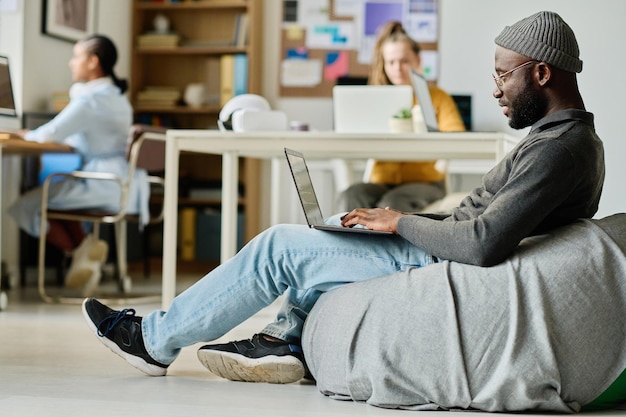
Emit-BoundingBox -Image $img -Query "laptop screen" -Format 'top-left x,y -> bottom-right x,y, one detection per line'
333,85 -> 413,133
284,148 -> 325,226
410,69 -> 438,132
0,56 -> 17,118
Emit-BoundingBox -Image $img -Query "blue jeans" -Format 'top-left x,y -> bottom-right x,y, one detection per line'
141,223 -> 435,365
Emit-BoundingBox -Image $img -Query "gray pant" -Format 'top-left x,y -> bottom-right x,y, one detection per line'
337,181 -> 446,212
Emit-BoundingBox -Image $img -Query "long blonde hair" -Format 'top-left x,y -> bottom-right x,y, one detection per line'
369,21 -> 421,85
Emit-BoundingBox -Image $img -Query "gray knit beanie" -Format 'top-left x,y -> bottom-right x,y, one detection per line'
495,11 -> 582,73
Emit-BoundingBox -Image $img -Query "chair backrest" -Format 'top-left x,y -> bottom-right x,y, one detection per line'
126,124 -> 167,174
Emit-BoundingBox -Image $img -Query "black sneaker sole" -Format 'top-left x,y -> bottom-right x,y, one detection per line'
81,299 -> 167,377
197,349 -> 305,383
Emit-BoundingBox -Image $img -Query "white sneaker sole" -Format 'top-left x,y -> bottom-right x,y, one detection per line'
197,349 -> 305,384
81,300 -> 167,377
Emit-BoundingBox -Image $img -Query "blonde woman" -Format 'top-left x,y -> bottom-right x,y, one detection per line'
338,21 -> 465,212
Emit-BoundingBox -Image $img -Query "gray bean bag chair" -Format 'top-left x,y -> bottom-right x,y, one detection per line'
302,213 -> 626,413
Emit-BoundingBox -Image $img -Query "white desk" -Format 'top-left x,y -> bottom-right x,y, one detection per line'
161,130 -> 518,309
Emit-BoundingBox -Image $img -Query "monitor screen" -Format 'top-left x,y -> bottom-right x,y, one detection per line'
0,55 -> 17,118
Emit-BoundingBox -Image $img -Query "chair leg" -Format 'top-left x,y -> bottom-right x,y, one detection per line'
37,212 -> 53,303
19,231 -> 29,288
114,220 -> 129,292
143,224 -> 151,279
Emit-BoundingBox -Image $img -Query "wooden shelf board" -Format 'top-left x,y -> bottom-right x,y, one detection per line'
135,1 -> 247,11
134,105 -> 220,114
136,45 -> 248,55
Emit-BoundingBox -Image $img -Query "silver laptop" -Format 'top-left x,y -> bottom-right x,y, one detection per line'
410,69 -> 439,132
285,148 -> 392,235
0,55 -> 18,118
332,85 -> 413,133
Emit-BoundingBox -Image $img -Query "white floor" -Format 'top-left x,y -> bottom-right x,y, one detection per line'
0,273 -> 619,416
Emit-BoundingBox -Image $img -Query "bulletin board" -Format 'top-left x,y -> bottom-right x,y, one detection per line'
279,0 -> 439,97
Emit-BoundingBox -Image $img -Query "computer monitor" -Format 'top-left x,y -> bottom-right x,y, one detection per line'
451,94 -> 472,131
0,55 -> 17,118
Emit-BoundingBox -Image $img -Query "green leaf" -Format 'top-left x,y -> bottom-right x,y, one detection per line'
392,108 -> 412,119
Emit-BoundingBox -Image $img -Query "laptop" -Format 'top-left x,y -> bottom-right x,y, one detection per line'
0,55 -> 19,135
409,69 -> 439,132
284,148 -> 392,235
332,85 -> 413,133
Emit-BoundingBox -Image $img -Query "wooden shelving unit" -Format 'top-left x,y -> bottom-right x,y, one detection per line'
130,0 -> 263,262
130,0 -> 262,127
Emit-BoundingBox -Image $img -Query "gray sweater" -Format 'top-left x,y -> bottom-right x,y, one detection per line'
397,109 -> 605,266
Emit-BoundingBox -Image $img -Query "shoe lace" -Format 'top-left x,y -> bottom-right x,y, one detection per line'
97,308 -> 136,337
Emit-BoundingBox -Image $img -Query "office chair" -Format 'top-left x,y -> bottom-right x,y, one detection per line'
37,124 -> 167,304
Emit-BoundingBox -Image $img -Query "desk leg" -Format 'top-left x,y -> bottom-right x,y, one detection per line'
0,147 -> 4,309
270,157 -> 282,226
161,137 -> 180,310
221,151 -> 239,262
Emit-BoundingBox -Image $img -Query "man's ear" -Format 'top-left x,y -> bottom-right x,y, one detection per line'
536,62 -> 552,86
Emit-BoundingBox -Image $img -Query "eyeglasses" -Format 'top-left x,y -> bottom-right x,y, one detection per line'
492,60 -> 538,89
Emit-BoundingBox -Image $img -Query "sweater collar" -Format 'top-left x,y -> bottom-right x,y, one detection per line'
529,109 -> 594,134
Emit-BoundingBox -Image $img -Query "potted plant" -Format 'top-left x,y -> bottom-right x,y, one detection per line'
388,108 -> 413,133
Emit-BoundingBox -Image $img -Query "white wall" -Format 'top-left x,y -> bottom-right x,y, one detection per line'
20,0 -> 131,111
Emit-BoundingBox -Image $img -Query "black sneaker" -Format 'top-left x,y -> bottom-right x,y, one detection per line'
197,333 -> 306,383
82,298 -> 168,376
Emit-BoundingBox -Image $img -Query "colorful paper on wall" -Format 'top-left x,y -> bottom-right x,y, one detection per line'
286,47 -> 309,59
324,51 -> 349,81
306,22 -> 355,49
281,59 -> 323,87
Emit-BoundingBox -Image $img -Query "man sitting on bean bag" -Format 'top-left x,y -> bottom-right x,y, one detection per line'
303,214 -> 626,412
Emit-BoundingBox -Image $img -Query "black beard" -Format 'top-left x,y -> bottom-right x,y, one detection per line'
508,85 -> 547,129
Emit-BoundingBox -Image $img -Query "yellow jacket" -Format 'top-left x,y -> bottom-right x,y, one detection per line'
369,85 -> 466,185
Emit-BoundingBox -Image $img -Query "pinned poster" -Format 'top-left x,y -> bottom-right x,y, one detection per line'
281,59 -> 323,87
357,1 -> 405,64
286,47 -> 309,60
420,50 -> 438,81
324,51 -> 349,81
306,21 -> 355,50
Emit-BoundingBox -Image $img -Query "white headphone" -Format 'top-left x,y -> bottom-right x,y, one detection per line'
218,94 -> 272,131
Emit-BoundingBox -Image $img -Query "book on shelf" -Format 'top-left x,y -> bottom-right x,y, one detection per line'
219,54 -> 248,107
233,54 -> 248,97
219,54 -> 234,107
137,32 -> 181,48
136,86 -> 181,107
205,56 -> 221,107
233,13 -> 249,48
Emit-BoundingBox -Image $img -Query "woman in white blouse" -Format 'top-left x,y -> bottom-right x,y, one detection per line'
9,34 -> 148,294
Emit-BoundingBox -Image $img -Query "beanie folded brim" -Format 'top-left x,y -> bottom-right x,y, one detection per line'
495,11 -> 583,73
